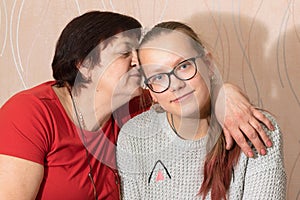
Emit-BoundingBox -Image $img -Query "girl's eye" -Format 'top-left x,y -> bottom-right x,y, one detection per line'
177,61 -> 193,71
180,64 -> 188,69
150,74 -> 165,82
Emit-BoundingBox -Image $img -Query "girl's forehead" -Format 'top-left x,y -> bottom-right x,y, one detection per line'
139,48 -> 191,74
140,48 -> 182,62
140,32 -> 196,58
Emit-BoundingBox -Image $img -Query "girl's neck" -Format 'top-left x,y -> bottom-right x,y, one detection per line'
167,112 -> 210,141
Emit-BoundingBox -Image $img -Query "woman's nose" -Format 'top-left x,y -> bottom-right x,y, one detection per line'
130,50 -> 139,68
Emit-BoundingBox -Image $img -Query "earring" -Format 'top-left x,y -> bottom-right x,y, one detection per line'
210,74 -> 216,82
141,82 -> 147,89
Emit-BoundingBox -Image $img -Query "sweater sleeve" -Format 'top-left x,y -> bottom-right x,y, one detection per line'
242,112 -> 287,200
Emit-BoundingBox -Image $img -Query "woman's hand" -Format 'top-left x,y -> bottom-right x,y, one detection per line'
215,83 -> 274,157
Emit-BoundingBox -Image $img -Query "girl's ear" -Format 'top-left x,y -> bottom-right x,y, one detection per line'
203,51 -> 215,78
149,91 -> 158,103
203,51 -> 213,66
149,91 -> 165,113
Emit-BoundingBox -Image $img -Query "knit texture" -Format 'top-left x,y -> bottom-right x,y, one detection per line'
117,108 -> 286,199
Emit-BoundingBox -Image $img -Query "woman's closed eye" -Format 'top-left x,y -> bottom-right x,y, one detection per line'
116,44 -> 133,57
119,50 -> 132,57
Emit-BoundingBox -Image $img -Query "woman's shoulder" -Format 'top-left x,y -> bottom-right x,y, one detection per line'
2,81 -> 56,104
0,81 -> 65,134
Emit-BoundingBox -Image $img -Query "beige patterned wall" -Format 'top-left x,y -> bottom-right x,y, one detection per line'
0,0 -> 299,199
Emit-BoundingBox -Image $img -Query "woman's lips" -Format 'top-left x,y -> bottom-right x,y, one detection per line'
170,90 -> 195,103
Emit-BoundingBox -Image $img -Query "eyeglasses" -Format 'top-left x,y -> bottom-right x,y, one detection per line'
140,54 -> 204,93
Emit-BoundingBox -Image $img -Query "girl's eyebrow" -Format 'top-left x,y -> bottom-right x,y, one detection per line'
142,58 -> 185,74
142,56 -> 185,69
170,57 -> 185,67
141,65 -> 165,74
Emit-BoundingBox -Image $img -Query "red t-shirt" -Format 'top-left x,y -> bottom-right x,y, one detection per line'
0,81 -> 151,200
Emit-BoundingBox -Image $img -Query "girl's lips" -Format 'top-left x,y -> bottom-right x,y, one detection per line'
170,90 -> 195,103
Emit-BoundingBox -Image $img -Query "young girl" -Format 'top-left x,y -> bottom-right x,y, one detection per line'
117,21 -> 286,199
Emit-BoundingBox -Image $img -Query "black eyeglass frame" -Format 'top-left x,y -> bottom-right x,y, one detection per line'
139,54 -> 205,93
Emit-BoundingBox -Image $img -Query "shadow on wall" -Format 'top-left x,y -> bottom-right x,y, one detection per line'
186,12 -> 268,107
264,26 -> 300,200
185,12 -> 300,200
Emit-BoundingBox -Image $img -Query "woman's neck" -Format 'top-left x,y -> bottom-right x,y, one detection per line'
53,84 -> 111,131
167,112 -> 210,141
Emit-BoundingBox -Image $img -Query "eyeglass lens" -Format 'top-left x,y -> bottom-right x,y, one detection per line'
146,57 -> 198,93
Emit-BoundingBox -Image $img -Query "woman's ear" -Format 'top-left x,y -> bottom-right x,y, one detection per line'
77,59 -> 92,81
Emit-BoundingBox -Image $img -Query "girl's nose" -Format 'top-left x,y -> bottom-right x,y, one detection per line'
169,74 -> 186,91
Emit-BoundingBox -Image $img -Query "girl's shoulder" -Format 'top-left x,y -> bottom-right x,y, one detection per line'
259,111 -> 282,149
119,108 -> 164,138
246,110 -> 284,166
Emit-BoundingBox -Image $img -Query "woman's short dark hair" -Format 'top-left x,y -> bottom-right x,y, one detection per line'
52,11 -> 142,87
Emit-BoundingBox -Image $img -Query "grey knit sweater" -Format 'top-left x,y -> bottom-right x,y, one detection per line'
116,108 -> 286,199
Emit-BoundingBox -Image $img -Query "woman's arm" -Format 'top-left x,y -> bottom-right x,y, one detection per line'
0,94 -> 50,199
0,155 -> 44,200
215,83 -> 274,157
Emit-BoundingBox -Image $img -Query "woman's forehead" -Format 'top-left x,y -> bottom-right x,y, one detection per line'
101,32 -> 139,49
115,33 -> 139,46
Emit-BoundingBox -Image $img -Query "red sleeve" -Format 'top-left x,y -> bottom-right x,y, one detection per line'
113,90 -> 152,128
129,90 -> 152,117
0,93 -> 52,165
